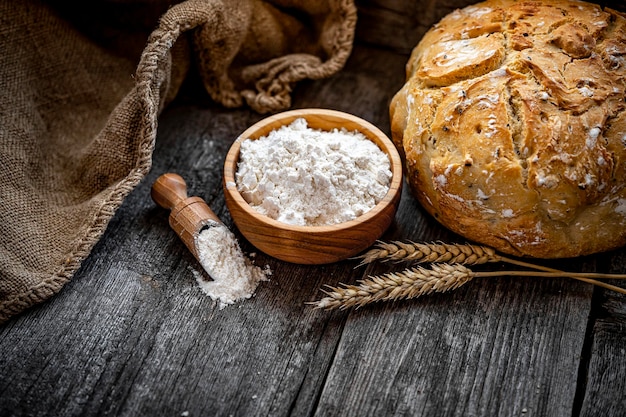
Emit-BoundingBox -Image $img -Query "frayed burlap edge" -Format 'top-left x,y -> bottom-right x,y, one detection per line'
239,0 -> 358,113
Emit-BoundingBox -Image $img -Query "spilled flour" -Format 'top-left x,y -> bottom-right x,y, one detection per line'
194,222 -> 271,309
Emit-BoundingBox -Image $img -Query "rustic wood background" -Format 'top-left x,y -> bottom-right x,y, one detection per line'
1,1 -> 625,416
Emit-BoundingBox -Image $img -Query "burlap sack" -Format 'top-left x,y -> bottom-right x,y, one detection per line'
0,0 -> 357,323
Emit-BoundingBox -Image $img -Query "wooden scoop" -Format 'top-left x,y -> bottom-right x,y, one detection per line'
151,173 -> 222,261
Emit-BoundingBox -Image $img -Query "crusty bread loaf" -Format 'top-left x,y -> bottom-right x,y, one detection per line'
390,0 -> 626,258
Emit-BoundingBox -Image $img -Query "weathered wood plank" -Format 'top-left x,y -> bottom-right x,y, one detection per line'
314,273 -> 594,416
578,251 -> 626,417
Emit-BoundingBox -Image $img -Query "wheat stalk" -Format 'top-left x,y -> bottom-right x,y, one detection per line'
310,263 -> 626,310
356,241 -> 626,295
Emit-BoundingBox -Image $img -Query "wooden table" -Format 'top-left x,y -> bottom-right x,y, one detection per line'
1,3 -> 625,416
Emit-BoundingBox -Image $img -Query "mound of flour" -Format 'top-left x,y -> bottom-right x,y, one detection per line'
236,118 -> 392,226
194,223 -> 271,309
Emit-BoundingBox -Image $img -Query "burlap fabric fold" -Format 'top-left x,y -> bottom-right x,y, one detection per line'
0,0 -> 357,323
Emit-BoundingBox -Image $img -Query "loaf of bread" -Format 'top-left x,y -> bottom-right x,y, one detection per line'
390,0 -> 626,258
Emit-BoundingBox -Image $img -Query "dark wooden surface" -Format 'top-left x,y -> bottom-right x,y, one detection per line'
2,2 -> 626,416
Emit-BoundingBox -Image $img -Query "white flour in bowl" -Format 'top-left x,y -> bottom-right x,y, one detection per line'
236,118 -> 392,226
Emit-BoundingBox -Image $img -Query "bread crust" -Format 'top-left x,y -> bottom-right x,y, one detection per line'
390,0 -> 626,258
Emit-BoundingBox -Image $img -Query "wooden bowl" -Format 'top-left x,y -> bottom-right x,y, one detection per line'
223,108 -> 403,264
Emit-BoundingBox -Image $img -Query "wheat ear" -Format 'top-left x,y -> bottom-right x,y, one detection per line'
356,241 -> 626,295
310,263 -> 475,310
310,264 -> 626,310
355,241 -> 498,266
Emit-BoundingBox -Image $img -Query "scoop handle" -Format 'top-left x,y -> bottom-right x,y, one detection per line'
151,173 -> 222,259
151,173 -> 189,210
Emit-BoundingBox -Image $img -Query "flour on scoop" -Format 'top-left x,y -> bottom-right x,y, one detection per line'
194,222 -> 271,309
